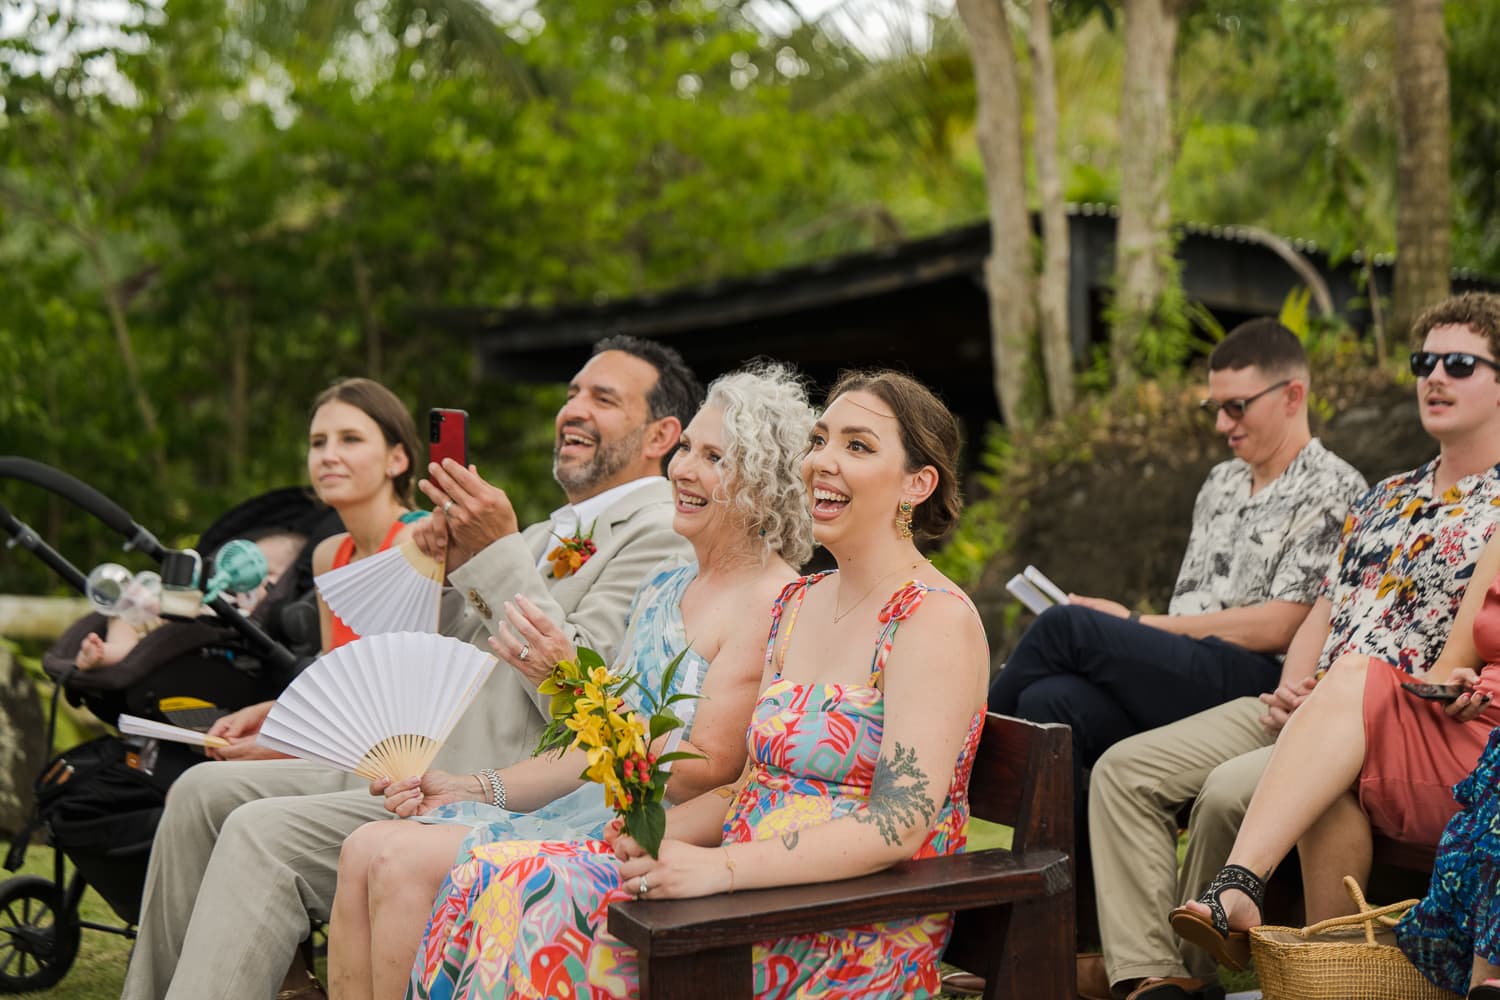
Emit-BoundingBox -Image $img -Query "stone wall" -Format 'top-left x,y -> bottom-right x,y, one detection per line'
0,643 -> 46,834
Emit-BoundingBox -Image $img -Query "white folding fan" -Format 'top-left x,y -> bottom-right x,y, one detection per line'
256,631 -> 495,782
117,713 -> 230,750
315,540 -> 443,636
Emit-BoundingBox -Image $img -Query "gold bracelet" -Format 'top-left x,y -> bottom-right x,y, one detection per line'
722,846 -> 736,894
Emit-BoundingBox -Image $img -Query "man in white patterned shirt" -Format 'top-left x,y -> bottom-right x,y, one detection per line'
990,319 -> 1367,841
1088,292 -> 1500,1000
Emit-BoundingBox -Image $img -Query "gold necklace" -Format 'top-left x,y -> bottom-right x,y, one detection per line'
831,560 -> 926,624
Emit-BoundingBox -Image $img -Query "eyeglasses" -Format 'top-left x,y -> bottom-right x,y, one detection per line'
1198,380 -> 1291,420
1409,351 -> 1500,379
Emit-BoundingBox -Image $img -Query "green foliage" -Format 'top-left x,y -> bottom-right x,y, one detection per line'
1103,241 -> 1213,381
1279,286 -> 1311,338
0,0 -> 916,595
930,426 -> 1011,587
1449,2 -> 1500,275
1170,2 -> 1396,262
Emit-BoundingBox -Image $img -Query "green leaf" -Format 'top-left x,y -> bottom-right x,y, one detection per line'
625,802 -> 668,858
648,707 -> 684,742
656,646 -> 691,708
652,750 -> 705,766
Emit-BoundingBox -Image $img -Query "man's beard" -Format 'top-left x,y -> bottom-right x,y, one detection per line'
553,422 -> 647,495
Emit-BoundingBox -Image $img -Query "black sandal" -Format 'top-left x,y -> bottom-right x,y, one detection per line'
1168,863 -> 1265,972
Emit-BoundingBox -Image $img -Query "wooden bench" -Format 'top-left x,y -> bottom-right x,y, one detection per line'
1371,836 -> 1436,874
608,713 -> 1076,1000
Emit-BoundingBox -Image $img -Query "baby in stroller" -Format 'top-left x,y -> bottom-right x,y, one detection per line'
42,485 -> 341,730
0,470 -> 343,993
71,529 -> 306,672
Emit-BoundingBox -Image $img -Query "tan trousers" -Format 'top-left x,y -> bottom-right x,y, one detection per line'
121,761 -> 378,1000
1089,696 -> 1275,988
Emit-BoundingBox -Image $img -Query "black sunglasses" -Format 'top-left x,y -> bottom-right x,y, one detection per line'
1409,351 -> 1500,380
1198,379 -> 1291,420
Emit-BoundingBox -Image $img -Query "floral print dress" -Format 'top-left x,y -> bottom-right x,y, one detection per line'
407,573 -> 984,1000
1396,725 -> 1500,995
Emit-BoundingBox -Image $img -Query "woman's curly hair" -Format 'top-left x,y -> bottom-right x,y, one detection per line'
704,363 -> 816,568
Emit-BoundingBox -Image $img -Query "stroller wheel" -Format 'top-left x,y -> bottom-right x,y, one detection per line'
0,875 -> 80,993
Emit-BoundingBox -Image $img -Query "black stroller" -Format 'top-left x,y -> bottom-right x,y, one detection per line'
0,457 -> 338,992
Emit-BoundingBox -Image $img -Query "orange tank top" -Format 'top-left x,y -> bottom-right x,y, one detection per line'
327,520 -> 407,649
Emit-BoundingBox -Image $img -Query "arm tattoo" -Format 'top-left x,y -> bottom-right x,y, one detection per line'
854,742 -> 935,847
712,786 -> 736,800
780,831 -> 799,851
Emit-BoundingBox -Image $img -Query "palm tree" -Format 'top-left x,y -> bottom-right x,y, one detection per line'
1391,0 -> 1450,334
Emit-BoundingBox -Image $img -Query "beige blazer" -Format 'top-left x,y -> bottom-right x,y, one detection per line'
436,479 -> 690,770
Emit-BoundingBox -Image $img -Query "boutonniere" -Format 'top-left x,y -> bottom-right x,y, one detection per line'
547,521 -> 597,579
535,646 -> 701,857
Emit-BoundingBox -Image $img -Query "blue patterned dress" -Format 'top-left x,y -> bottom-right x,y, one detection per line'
1396,724 -> 1500,995
413,561 -> 709,854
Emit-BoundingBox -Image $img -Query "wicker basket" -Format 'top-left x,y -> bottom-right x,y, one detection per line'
1249,876 -> 1458,1000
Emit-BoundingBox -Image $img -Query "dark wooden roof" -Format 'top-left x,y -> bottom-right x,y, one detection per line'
417,205 -> 1496,433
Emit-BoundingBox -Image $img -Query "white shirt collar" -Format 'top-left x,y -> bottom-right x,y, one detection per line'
547,476 -> 664,539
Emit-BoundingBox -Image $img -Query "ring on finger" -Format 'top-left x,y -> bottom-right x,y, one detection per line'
518,642 -> 531,662
638,874 -> 650,897
442,500 -> 456,515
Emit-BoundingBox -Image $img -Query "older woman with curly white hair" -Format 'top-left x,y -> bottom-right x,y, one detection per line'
326,362 -> 817,1000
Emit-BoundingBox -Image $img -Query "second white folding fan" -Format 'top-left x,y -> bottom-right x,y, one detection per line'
257,631 -> 495,782
315,540 -> 443,636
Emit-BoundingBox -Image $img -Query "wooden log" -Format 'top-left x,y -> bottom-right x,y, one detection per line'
0,595 -> 91,641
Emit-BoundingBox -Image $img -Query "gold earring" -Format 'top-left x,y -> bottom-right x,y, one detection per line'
895,499 -> 914,539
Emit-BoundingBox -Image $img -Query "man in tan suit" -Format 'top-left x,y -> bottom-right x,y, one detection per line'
122,336 -> 701,1000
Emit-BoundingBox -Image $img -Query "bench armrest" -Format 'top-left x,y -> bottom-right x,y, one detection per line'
607,847 -> 1069,957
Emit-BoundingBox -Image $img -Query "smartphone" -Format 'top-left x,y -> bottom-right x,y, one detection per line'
428,408 -> 469,469
1400,681 -> 1466,703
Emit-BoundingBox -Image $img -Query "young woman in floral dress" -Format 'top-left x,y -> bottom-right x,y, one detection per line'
405,369 -> 989,1000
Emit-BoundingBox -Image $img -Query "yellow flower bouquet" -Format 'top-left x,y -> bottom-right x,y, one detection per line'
535,646 -> 700,857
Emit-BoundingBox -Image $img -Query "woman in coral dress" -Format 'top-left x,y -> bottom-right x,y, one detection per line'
407,369 -> 990,1000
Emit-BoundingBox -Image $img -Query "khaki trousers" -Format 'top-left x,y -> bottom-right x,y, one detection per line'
122,761 -> 379,1000
1089,697 -> 1275,988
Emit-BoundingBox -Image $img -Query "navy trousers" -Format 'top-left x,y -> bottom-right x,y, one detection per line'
988,603 -> 1281,844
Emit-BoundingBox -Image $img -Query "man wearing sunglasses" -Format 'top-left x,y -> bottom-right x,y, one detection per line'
990,319 -> 1365,808
1084,292 -> 1500,1000
978,318 -> 1366,992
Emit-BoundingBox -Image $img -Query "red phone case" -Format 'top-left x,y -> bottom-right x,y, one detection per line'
429,408 -> 469,469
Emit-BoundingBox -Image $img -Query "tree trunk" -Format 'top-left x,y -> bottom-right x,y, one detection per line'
1392,0 -> 1450,336
956,0 -> 1035,429
1028,0 -> 1073,416
352,242 -> 383,379
84,236 -> 169,480
229,294 -> 250,485
1364,254 -> 1388,365
0,597 -> 93,640
1112,0 -> 1181,386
